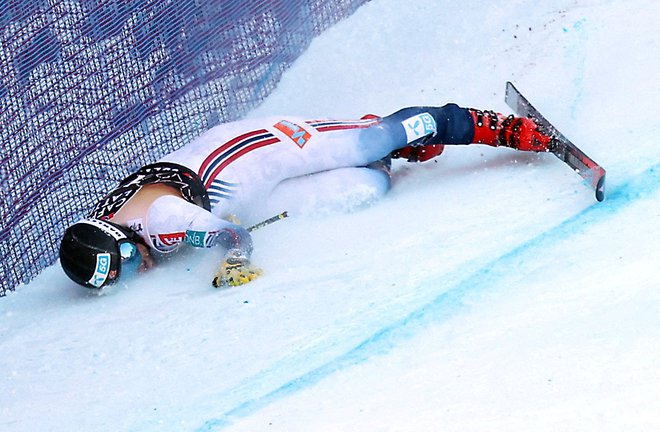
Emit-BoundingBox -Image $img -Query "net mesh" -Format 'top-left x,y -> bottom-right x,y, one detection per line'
0,0 -> 369,295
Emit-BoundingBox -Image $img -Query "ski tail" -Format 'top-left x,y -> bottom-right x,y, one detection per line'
505,81 -> 606,202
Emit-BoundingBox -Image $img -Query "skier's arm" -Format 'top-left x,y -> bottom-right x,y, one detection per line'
183,204 -> 253,256
147,195 -> 252,255
147,195 -> 260,287
184,206 -> 263,287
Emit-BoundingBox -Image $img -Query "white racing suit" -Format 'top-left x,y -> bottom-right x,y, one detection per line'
130,105 -> 475,256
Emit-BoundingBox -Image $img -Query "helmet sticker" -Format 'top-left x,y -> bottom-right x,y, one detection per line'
88,252 -> 111,288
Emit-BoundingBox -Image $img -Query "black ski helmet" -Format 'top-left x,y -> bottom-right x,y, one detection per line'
59,219 -> 140,289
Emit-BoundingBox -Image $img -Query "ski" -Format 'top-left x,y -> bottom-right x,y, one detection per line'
505,81 -> 606,201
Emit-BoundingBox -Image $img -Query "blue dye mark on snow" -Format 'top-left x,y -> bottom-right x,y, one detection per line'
566,18 -> 588,119
198,163 -> 660,431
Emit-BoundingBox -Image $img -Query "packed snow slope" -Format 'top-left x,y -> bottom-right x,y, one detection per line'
2,0 -> 659,431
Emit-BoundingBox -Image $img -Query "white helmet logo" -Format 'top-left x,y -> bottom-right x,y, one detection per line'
88,253 -> 111,288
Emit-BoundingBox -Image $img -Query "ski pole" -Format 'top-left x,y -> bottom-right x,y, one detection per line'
246,211 -> 288,232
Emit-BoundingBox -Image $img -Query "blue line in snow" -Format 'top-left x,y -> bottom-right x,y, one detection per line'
198,163 -> 660,431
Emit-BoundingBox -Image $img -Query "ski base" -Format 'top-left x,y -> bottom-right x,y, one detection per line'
505,81 -> 606,202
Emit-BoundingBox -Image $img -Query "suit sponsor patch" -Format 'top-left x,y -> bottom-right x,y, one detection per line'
402,112 -> 437,144
274,120 -> 312,148
185,230 -> 222,248
151,232 -> 186,252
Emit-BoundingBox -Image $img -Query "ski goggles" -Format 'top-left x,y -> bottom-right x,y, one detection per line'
118,240 -> 142,281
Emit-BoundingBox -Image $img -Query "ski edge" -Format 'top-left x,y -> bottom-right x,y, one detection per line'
504,81 -> 606,202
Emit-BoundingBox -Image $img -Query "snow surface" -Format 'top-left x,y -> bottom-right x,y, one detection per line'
2,0 -> 660,431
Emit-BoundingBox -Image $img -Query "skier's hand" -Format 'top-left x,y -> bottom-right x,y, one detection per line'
391,144 -> 444,162
213,261 -> 262,287
212,249 -> 262,288
135,242 -> 155,273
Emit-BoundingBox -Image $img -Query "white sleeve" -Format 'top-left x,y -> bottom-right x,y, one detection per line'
145,195 -> 252,255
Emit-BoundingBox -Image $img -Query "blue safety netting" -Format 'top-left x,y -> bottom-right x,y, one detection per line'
0,0 -> 369,295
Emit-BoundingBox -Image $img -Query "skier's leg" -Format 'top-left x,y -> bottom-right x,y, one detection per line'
378,104 -> 474,146
379,104 -> 553,163
356,104 -> 469,158
266,165 -> 391,217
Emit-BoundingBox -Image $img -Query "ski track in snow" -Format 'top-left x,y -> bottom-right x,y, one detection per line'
196,160 -> 660,430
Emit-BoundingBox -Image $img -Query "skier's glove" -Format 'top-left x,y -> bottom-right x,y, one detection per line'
391,144 -> 445,162
212,249 -> 262,288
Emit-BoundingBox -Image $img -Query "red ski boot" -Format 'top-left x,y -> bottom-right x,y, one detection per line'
469,108 -> 553,152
